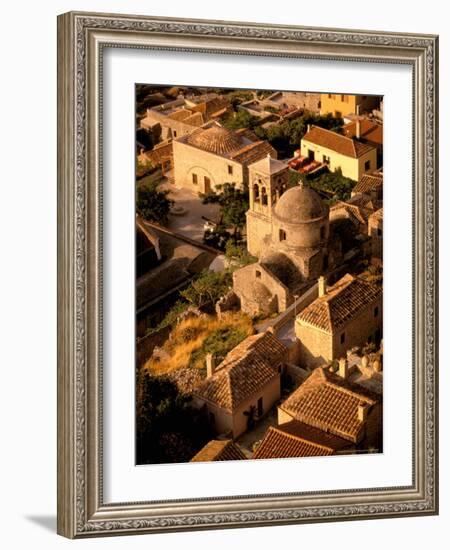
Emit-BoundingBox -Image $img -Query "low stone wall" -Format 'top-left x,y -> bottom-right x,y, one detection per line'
136,325 -> 172,369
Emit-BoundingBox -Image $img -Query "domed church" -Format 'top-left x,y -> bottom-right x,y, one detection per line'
233,156 -> 342,317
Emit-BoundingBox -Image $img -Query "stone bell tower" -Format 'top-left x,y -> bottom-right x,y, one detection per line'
246,155 -> 289,258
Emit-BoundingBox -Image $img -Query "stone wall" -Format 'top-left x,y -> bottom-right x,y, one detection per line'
332,296 -> 382,359
136,325 -> 172,369
172,140 -> 244,193
245,210 -> 272,258
233,263 -> 291,316
295,321 -> 333,369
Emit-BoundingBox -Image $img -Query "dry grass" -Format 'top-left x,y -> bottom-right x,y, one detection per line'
144,312 -> 253,376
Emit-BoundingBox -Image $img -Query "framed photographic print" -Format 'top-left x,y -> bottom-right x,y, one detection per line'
57,11 -> 439,538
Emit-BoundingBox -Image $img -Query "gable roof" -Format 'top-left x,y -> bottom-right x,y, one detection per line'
302,125 -> 375,158
279,368 -> 378,443
352,173 -> 383,195
194,331 -> 286,411
296,274 -> 381,333
253,420 -> 350,459
190,439 -> 247,462
343,119 -> 383,146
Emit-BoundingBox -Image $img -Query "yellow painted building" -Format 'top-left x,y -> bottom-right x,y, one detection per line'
300,125 -> 377,181
320,94 -> 380,118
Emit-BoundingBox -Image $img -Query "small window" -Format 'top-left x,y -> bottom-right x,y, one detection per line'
261,187 -> 268,206
341,94 -> 345,102
253,184 -> 259,200
377,227 -> 382,236
365,160 -> 371,171
279,229 -> 287,241
228,165 -> 233,175
374,306 -> 379,317
173,130 -> 177,138
255,270 -> 261,279
192,173 -> 198,184
340,332 -> 346,344
257,397 -> 263,417
328,94 -> 332,99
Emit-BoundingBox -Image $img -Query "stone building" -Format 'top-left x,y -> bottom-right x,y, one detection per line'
172,122 -> 276,193
277,366 -> 382,449
140,93 -> 231,142
233,157 -> 343,317
193,331 -> 287,438
351,172 -> 383,200
300,125 -> 377,181
295,273 -> 382,369
368,208 -> 383,262
320,93 -> 381,119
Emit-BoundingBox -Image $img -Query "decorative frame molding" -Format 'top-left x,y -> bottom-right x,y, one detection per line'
57,11 -> 439,538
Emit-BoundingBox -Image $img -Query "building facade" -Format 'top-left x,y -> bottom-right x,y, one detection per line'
193,331 -> 287,438
300,125 -> 377,181
295,274 -> 382,368
172,122 -> 276,193
320,94 -> 381,119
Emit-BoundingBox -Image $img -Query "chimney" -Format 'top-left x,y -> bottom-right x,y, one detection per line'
356,104 -> 361,116
206,353 -> 216,378
356,119 -> 361,139
318,276 -> 327,297
338,357 -> 348,379
357,403 -> 370,422
307,123 -> 311,133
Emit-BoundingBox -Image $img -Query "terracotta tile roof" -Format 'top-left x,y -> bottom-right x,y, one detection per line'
253,420 -> 350,459
302,125 -> 375,158
144,142 -> 173,165
369,207 -> 383,221
190,439 -> 246,462
279,368 -> 378,442
352,173 -> 383,195
296,274 -> 381,333
343,119 -> 383,146
230,140 -> 276,165
194,331 -> 285,411
221,331 -> 288,371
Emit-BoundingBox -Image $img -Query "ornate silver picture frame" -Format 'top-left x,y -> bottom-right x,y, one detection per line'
57,11 -> 439,538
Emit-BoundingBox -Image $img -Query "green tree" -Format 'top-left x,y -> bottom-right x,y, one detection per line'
306,168 -> 356,202
136,371 -> 213,464
180,269 -> 232,309
222,109 -> 259,131
202,182 -> 249,236
136,180 -> 174,224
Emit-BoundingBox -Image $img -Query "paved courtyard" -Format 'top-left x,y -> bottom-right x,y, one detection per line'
159,182 -> 221,243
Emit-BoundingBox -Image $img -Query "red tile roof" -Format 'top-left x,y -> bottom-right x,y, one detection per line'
302,125 -> 375,158
194,331 -> 286,411
296,274 -> 381,333
191,439 -> 247,462
343,119 -> 383,146
352,173 -> 383,195
279,368 -> 378,443
253,420 -> 350,459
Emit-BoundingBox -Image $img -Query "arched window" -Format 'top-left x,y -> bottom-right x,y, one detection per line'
253,184 -> 260,200
261,187 -> 268,206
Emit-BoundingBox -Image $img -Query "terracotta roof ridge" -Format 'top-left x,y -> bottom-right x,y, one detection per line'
310,124 -> 355,144
323,380 -> 376,405
271,425 -> 333,452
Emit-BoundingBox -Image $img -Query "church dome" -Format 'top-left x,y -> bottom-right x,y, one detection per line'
186,123 -> 243,155
274,185 -> 327,224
